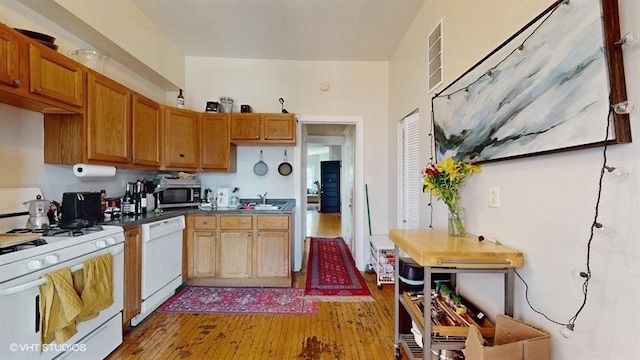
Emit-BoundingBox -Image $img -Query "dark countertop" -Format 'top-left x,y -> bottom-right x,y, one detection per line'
101,198 -> 296,229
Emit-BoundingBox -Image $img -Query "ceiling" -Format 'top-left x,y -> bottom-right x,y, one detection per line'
130,0 -> 425,61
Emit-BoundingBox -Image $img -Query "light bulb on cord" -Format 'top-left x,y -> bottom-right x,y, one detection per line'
559,325 -> 574,338
594,221 -> 617,237
613,101 -> 635,114
615,32 -> 637,46
571,269 -> 589,279
604,165 -> 628,178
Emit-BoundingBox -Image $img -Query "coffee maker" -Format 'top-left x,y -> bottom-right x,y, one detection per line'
23,195 -> 50,229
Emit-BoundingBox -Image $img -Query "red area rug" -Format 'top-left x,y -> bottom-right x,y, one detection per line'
158,286 -> 318,315
305,237 -> 373,301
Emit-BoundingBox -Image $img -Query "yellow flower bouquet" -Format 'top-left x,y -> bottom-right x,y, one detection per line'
422,157 -> 481,236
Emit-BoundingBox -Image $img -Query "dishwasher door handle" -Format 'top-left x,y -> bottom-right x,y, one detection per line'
142,216 -> 185,242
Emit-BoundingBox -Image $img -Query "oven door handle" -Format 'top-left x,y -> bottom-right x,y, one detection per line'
0,244 -> 124,297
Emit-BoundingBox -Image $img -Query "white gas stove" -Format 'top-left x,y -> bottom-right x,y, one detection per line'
0,188 -> 124,360
0,225 -> 124,283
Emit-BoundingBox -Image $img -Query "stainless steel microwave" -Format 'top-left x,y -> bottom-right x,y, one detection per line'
155,178 -> 201,209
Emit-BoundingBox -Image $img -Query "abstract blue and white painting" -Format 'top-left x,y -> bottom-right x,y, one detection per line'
433,0 -> 612,163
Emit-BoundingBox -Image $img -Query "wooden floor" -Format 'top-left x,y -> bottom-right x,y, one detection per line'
306,208 -> 342,238
108,210 -> 403,359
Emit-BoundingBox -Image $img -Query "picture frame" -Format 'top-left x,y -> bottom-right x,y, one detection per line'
431,0 -> 631,163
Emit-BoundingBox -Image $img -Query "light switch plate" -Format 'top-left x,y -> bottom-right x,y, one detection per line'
489,187 -> 500,208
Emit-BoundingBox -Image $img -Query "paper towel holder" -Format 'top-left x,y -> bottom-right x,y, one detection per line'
73,163 -> 117,177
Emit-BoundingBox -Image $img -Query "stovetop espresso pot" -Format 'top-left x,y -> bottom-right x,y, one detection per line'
23,195 -> 50,229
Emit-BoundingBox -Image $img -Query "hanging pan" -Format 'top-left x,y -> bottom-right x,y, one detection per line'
278,150 -> 293,176
254,150 -> 268,176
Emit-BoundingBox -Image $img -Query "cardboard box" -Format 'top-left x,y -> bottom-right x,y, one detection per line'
463,314 -> 551,360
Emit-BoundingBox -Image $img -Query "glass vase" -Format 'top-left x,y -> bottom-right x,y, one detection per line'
448,207 -> 466,237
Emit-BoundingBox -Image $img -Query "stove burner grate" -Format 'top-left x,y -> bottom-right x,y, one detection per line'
6,228 -> 46,234
5,225 -> 104,237
0,238 -> 47,255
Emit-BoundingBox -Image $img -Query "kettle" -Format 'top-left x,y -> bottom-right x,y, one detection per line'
23,195 -> 51,229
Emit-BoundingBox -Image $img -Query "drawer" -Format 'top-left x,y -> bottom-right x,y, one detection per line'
220,215 -> 253,230
194,215 -> 217,230
257,215 -> 289,230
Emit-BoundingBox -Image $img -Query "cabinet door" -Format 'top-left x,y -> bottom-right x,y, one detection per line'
191,231 -> 217,278
256,231 -> 290,278
263,114 -> 295,142
164,107 -> 199,169
0,26 -> 21,88
123,227 -> 142,326
87,72 -> 131,163
28,43 -> 83,107
132,94 -> 162,167
219,231 -> 252,278
230,114 -> 261,141
201,113 -> 236,171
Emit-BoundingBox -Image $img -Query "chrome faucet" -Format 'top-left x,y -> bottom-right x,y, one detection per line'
257,192 -> 268,205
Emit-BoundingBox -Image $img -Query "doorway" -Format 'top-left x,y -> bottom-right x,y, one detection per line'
293,115 -> 365,272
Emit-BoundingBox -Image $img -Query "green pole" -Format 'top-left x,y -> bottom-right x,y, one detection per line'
365,184 -> 372,235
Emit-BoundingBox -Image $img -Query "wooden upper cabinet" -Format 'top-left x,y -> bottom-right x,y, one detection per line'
230,113 -> 261,141
263,114 -> 295,143
29,43 -> 83,107
0,26 -> 21,89
230,113 -> 296,145
86,72 -> 131,164
164,107 -> 199,169
132,94 -> 162,167
200,113 -> 236,172
1,24 -> 84,113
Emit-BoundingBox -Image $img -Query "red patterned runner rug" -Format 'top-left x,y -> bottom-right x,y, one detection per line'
158,286 -> 318,315
304,237 -> 373,301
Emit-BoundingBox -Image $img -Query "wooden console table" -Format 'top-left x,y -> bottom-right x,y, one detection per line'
388,229 -> 524,359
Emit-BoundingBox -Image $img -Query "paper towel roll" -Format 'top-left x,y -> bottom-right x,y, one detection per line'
73,163 -> 116,177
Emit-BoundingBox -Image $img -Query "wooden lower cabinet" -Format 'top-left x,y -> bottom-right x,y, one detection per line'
256,231 -> 290,278
186,213 -> 292,287
219,231 -> 253,278
123,226 -> 141,328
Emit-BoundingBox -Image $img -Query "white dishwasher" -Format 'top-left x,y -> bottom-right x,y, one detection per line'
131,215 -> 185,326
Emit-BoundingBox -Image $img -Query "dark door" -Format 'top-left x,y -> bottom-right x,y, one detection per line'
320,160 -> 341,213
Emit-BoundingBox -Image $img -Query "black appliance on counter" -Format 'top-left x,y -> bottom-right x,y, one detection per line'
61,192 -> 103,227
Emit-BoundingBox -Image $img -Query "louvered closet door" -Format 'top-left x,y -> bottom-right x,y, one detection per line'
398,112 -> 420,229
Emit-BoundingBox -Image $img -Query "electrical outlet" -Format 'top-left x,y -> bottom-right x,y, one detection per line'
489,187 -> 500,208
366,176 -> 373,185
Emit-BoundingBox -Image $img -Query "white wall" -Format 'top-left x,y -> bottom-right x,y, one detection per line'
186,57 -> 390,271
389,1 -> 640,359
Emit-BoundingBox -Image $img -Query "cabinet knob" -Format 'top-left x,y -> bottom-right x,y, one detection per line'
34,86 -> 42,93
12,79 -> 21,87
179,153 -> 185,158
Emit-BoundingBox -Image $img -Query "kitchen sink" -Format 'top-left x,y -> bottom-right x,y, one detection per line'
253,204 -> 281,210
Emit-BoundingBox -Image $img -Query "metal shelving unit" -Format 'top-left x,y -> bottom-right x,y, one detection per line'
388,229 -> 524,360
369,235 -> 395,288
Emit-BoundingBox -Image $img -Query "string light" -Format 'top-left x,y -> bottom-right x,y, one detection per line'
612,101 -> 635,115
559,324 -> 574,338
514,104 -> 615,336
427,0 -> 633,337
604,165 -> 628,178
614,32 -> 637,46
